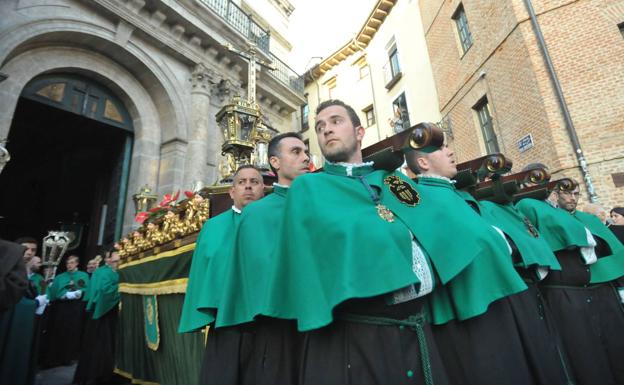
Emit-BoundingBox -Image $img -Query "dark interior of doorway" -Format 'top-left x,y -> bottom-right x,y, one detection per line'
0,97 -> 128,270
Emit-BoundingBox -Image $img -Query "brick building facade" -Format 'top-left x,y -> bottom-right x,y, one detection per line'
419,0 -> 624,208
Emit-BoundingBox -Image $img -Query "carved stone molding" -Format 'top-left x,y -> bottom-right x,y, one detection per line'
190,63 -> 219,94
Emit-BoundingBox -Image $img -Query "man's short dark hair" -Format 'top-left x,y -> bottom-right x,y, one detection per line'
268,132 -> 304,174
315,99 -> 362,128
232,164 -> 262,185
15,236 -> 37,245
404,149 -> 425,175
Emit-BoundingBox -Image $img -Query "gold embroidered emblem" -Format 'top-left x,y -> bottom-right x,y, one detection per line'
377,204 -> 395,222
383,175 -> 420,206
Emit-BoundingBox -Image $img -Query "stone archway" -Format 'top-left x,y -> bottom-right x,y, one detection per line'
0,44 -> 165,235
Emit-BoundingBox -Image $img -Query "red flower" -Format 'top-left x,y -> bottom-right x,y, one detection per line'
159,190 -> 180,207
135,212 -> 150,224
184,191 -> 195,199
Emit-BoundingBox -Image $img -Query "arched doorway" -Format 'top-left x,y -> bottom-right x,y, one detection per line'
0,73 -> 133,263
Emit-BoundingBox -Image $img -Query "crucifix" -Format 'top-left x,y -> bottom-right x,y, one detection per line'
222,43 -> 275,104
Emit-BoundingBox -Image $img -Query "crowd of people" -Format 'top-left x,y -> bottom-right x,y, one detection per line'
0,237 -> 123,385
2,98 -> 623,385
181,99 -> 624,385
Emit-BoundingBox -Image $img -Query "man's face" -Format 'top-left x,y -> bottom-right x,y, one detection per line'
22,242 -> 37,260
270,137 -> 310,185
611,211 -> 624,225
87,260 -> 98,273
315,105 -> 364,163
107,252 -> 121,271
30,256 -> 42,272
66,258 -> 78,272
557,186 -> 580,212
229,168 -> 265,210
413,145 -> 457,178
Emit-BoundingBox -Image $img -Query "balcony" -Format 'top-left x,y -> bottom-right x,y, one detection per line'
269,53 -> 304,94
198,0 -> 303,95
199,0 -> 270,52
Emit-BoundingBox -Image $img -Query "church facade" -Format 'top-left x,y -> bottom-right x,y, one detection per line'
0,0 -> 304,242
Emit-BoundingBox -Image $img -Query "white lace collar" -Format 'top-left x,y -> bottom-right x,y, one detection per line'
231,205 -> 242,214
417,174 -> 456,184
327,160 -> 375,177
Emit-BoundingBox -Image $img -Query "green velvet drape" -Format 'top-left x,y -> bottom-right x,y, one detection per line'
116,248 -> 204,385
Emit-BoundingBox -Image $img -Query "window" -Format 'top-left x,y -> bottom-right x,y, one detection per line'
384,40 -> 402,88
301,103 -> 309,131
325,76 -> 337,99
452,4 -> 473,54
354,56 -> 369,79
391,93 -> 410,133
363,105 -> 375,127
473,97 -> 499,154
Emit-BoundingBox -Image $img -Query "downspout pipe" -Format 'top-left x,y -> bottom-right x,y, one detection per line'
523,0 -> 598,202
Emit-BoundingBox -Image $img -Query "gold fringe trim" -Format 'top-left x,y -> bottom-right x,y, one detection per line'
114,367 -> 160,385
119,243 -> 196,270
119,278 -> 188,295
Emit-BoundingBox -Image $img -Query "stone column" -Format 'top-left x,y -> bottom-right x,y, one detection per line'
184,63 -> 219,188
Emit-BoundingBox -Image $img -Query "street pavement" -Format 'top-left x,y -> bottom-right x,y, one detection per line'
36,363 -> 76,385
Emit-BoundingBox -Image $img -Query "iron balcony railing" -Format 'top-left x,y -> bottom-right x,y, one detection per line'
269,53 -> 304,94
199,0 -> 303,95
199,0 -> 270,52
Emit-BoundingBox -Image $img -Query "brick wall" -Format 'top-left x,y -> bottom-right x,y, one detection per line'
420,0 -> 624,208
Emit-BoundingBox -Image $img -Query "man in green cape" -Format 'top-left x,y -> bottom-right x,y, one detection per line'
516,182 -> 622,385
74,251 -> 121,384
41,255 -> 89,367
261,100 -> 472,385
199,132 -> 310,385
27,256 -> 44,295
179,165 -> 265,333
404,145 -> 574,385
552,183 -> 624,383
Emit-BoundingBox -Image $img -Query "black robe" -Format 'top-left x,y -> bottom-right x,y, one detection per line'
73,307 -> 121,385
40,298 -> 86,367
540,247 -> 624,385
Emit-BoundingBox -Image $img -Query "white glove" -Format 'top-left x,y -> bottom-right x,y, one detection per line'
74,290 -> 82,299
35,294 -> 49,307
618,288 -> 624,304
35,295 -> 49,315
64,290 -> 77,300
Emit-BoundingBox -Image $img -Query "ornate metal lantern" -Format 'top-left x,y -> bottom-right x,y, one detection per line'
132,185 -> 158,214
252,120 -> 272,171
41,231 -> 72,281
216,96 -> 262,180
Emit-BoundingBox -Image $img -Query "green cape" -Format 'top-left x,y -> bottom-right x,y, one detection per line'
478,200 -> 561,271
414,177 -> 527,324
86,265 -> 119,319
515,198 -> 590,251
265,164 -> 417,331
573,210 -> 624,283
264,165 -> 526,330
215,185 -> 288,328
178,208 -> 241,332
46,270 -> 89,301
29,273 -> 44,295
